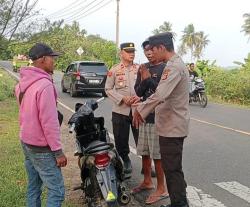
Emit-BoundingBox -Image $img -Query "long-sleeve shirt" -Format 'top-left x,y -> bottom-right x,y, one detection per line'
137,54 -> 190,138
105,62 -> 139,116
134,62 -> 165,123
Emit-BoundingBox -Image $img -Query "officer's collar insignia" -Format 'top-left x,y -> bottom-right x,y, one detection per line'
107,71 -> 112,77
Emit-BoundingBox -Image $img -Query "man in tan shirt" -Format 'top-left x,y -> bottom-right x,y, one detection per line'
133,33 -> 190,207
105,42 -> 140,175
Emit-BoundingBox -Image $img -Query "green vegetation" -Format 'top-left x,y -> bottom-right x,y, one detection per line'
0,69 -> 17,101
4,20 -> 118,70
194,56 -> 250,106
0,68 -> 76,206
0,0 -> 119,70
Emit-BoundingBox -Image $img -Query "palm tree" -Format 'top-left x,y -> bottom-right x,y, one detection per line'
242,13 -> 250,41
179,24 -> 196,61
179,24 -> 209,61
152,21 -> 177,39
193,31 -> 210,59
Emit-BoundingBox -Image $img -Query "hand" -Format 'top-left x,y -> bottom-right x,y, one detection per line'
122,96 -> 132,106
139,64 -> 151,81
56,154 -> 67,167
129,95 -> 141,105
132,108 -> 144,129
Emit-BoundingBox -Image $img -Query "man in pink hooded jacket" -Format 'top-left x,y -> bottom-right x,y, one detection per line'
15,43 -> 67,207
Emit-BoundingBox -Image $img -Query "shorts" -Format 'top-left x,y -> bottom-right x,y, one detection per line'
136,123 -> 161,160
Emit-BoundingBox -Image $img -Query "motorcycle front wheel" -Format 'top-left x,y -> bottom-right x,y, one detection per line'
198,92 -> 208,108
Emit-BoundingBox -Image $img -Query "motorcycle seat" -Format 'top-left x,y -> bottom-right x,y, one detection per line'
85,140 -> 113,154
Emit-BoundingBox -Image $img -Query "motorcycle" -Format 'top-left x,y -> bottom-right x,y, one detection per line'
189,77 -> 208,108
68,97 -> 131,207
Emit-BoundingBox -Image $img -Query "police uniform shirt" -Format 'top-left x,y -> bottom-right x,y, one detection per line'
136,54 -> 190,137
105,62 -> 139,116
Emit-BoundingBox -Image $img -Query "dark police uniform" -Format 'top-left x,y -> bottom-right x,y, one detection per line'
136,33 -> 190,207
105,43 -> 139,170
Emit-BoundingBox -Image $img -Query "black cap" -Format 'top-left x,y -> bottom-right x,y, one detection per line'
29,43 -> 60,60
120,42 -> 135,52
141,38 -> 150,49
149,32 -> 173,47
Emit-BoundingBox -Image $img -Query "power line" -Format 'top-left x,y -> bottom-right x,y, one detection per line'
64,0 -> 111,23
77,0 -> 113,21
46,0 -> 84,18
47,0 -> 95,20
57,0 -> 100,22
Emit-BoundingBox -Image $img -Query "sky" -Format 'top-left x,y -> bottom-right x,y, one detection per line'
35,0 -> 250,67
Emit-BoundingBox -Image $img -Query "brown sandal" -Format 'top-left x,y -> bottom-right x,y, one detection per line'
145,192 -> 169,204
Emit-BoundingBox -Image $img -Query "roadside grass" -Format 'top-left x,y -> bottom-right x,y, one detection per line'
207,95 -> 250,109
0,68 -> 76,207
0,68 -> 17,101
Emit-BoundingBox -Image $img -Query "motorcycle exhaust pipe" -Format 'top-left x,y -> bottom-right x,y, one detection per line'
119,193 -> 130,205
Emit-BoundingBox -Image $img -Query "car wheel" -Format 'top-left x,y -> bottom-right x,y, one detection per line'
61,81 -> 67,93
70,84 -> 77,97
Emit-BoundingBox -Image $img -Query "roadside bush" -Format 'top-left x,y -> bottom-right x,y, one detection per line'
0,69 -> 17,101
205,68 -> 250,105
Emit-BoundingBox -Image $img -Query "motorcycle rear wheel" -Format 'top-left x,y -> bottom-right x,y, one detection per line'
198,92 -> 208,108
85,177 -> 119,207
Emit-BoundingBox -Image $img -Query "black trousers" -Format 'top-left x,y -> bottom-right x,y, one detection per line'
112,112 -> 138,161
159,136 -> 188,206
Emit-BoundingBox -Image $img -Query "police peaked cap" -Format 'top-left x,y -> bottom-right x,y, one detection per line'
120,42 -> 135,52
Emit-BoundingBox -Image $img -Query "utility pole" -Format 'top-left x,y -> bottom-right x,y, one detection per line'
116,0 -> 120,48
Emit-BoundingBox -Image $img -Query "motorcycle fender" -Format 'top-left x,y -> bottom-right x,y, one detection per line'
95,164 -> 118,202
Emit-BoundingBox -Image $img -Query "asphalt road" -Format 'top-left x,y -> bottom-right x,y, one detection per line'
1,61 -> 250,207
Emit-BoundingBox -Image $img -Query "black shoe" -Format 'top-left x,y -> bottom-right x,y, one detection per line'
123,158 -> 132,174
140,168 -> 156,177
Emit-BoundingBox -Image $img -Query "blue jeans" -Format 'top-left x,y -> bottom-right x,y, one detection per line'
21,143 -> 65,207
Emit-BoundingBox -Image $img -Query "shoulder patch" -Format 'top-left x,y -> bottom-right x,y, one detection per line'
161,68 -> 171,80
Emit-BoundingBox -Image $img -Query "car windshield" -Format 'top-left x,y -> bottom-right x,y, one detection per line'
79,63 -> 107,73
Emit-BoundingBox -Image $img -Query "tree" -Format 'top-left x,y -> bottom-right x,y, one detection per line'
242,13 -> 250,41
152,21 -> 176,38
179,24 -> 196,60
179,24 -> 209,61
233,53 -> 250,71
0,0 -> 39,42
193,31 -> 210,59
7,20 -> 118,69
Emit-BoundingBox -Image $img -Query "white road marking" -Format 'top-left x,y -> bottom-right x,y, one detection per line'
187,186 -> 227,207
191,117 -> 250,137
215,181 -> 250,203
58,99 -> 75,113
